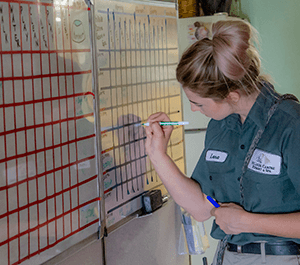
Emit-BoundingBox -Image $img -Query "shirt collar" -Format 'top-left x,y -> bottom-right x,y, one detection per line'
247,82 -> 279,129
223,82 -> 279,131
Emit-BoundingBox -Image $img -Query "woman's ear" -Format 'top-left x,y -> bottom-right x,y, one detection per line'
226,91 -> 240,104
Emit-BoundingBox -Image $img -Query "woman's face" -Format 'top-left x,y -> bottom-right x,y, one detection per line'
184,88 -> 234,120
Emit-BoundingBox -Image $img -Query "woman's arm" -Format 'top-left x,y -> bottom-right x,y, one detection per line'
211,203 -> 300,238
145,112 -> 213,221
248,211 -> 300,238
151,153 -> 213,221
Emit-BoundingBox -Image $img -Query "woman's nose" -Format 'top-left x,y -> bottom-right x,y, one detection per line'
190,103 -> 198,112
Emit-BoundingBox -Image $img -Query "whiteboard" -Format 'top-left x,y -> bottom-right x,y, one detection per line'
0,0 -> 99,264
94,0 -> 185,229
0,0 -> 185,264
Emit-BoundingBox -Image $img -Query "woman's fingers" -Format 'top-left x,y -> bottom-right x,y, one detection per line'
147,112 -> 170,123
144,126 -> 153,138
150,122 -> 164,137
144,112 -> 174,159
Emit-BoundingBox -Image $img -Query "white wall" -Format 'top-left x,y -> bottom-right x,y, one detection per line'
105,200 -> 188,265
56,239 -> 104,265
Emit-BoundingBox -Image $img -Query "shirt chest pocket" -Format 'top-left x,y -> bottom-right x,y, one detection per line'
243,150 -> 296,211
242,170 -> 294,211
205,150 -> 236,200
205,150 -> 232,174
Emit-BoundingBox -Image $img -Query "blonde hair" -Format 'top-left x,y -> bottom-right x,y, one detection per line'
176,19 -> 268,100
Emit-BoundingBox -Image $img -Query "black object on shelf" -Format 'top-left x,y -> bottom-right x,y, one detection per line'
142,190 -> 163,214
199,0 -> 232,15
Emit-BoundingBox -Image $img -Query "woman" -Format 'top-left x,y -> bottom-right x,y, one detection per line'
145,18 -> 300,265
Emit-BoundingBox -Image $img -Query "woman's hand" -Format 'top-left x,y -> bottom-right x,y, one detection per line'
210,203 -> 250,235
145,112 -> 173,163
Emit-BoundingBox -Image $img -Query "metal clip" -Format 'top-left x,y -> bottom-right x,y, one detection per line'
237,245 -> 242,253
260,242 -> 266,263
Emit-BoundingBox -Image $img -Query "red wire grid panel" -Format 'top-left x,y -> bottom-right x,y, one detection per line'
0,1 -> 99,264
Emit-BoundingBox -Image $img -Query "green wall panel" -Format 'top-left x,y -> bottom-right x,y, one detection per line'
241,0 -> 300,98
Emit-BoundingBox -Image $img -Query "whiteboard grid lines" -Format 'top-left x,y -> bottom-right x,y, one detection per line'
0,175 -> 98,241
0,1 -> 182,264
0,1 -> 99,264
97,6 -> 183,229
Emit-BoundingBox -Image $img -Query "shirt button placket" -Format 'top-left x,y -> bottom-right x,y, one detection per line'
238,144 -> 246,181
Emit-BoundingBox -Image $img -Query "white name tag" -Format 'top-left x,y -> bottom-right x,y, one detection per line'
206,150 -> 228,163
248,149 -> 281,175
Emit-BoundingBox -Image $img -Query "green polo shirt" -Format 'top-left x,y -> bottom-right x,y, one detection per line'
191,83 -> 300,245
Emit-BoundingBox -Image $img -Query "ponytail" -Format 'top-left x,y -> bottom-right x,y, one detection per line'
176,18 -> 266,100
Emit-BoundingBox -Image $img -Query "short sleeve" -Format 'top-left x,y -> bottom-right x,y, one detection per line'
191,150 -> 215,196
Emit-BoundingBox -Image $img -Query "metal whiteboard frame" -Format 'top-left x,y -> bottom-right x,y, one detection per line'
85,0 -> 107,240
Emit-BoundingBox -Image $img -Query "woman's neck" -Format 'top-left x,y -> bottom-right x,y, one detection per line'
235,92 -> 260,124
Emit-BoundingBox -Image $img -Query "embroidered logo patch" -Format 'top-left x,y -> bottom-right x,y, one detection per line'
206,150 -> 228,163
248,149 -> 281,175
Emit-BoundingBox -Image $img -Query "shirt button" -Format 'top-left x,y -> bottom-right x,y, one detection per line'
209,176 -> 213,181
237,177 -> 241,181
240,144 -> 245,149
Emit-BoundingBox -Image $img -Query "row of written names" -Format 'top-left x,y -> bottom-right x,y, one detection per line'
0,1 -> 90,51
0,2 -> 177,52
95,10 -> 177,51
